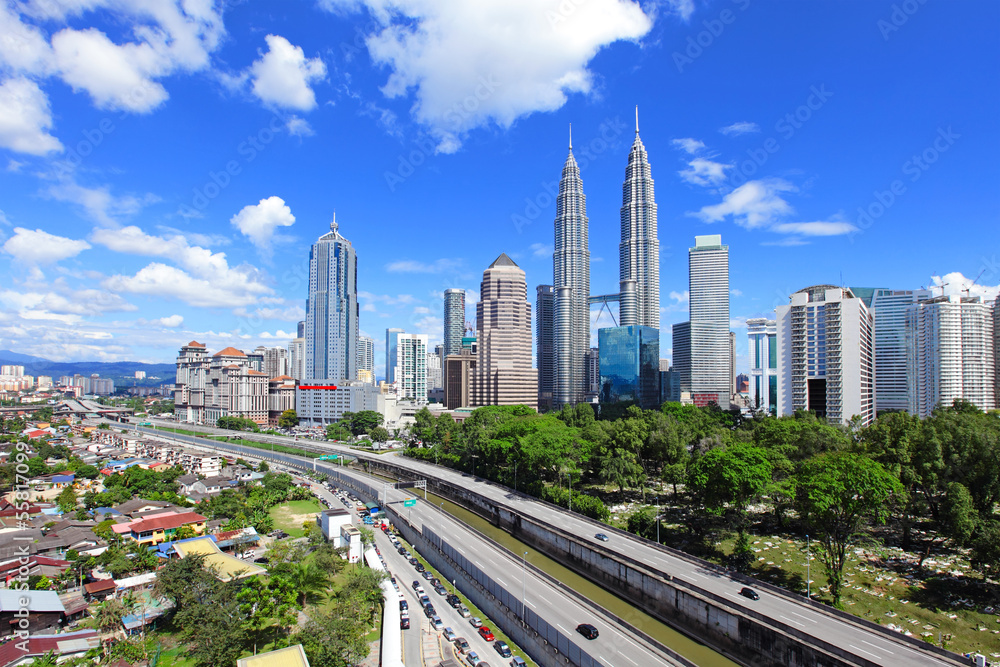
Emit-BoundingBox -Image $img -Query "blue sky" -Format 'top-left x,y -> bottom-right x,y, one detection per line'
0,0 -> 997,378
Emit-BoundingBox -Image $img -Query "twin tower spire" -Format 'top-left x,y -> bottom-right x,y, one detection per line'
550,107 -> 659,408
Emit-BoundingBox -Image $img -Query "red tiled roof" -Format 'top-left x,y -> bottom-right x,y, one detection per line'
213,346 -> 246,357
186,341 -> 206,348
130,511 -> 207,534
270,375 -> 294,382
0,629 -> 99,666
247,370 -> 266,376
83,579 -> 116,594
0,557 -> 70,575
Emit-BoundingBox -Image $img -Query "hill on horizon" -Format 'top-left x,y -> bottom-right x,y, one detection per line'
0,350 -> 175,385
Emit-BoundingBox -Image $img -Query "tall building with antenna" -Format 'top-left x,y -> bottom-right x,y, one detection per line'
552,125 -> 591,408
619,107 -> 660,329
305,215 -> 358,381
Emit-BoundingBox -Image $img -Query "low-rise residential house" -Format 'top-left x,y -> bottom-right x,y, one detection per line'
317,509 -> 352,544
111,499 -> 173,519
0,590 -> 66,638
0,557 -> 71,588
34,526 -> 101,558
187,476 -> 235,496
0,531 -> 41,561
83,578 -> 116,600
118,512 -> 207,546
0,628 -> 100,666
221,464 -> 255,481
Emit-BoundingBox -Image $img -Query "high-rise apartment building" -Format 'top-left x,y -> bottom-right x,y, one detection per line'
255,346 -> 288,378
472,254 -> 537,408
357,335 -> 375,377
288,338 -> 305,380
776,286 -> 875,426
995,299 -> 1000,405
0,366 -> 24,377
619,110 -> 659,329
426,349 -> 443,392
552,132 -> 590,408
385,328 -> 404,385
393,334 -> 428,403
906,295 -> 996,417
688,235 -> 731,408
174,343 -> 269,425
443,289 -> 466,358
588,347 -> 600,400
297,320 -> 305,339
854,288 -> 933,413
672,321 -> 691,396
305,219 -> 358,381
747,318 -> 777,415
535,285 -> 554,410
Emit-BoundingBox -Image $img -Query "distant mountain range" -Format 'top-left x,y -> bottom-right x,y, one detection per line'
0,350 -> 174,385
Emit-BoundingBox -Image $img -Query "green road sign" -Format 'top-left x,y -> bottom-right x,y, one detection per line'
403,498 -> 416,507
318,454 -> 339,461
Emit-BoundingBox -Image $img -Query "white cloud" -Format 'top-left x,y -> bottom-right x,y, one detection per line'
249,35 -> 326,111
45,180 -> 158,225
679,157 -> 731,187
669,290 -> 689,303
0,5 -> 53,75
286,116 -> 314,136
412,306 -> 432,315
230,196 -> 296,253
671,137 -> 704,155
322,0 -> 652,152
693,178 -> 795,229
362,303 -> 377,312
0,286 -> 134,324
385,258 -> 463,274
761,237 -> 809,247
931,272 -> 1000,302
720,121 -> 760,136
530,242 -> 552,258
2,227 -> 90,264
731,288 -> 743,297
154,314 -> 184,327
0,77 -> 62,155
771,221 -> 858,236
665,0 -> 696,20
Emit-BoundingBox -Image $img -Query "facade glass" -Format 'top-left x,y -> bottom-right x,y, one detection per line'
598,326 -> 659,409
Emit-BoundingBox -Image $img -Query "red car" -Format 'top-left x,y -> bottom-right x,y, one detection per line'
478,626 -> 495,642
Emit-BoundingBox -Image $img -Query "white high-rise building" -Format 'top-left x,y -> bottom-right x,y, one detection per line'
393,334 -> 428,403
906,295 -> 996,417
747,318 -> 777,415
255,346 -> 288,379
688,235 -> 730,408
357,336 -> 375,376
288,338 -> 305,380
426,350 -> 442,393
305,218 -> 358,381
552,130 -> 590,408
619,109 -> 659,330
862,288 -> 933,413
776,285 -> 875,426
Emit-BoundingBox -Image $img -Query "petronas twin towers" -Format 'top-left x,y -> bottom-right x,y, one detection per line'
549,111 -> 659,408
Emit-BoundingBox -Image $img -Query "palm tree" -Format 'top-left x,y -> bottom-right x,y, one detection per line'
95,598 -> 127,655
289,561 -> 330,607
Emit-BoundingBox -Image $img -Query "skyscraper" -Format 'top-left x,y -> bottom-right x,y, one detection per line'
906,295 -> 996,417
305,218 -> 358,381
385,328 -> 404,385
553,129 -> 591,408
535,285 -> 554,410
619,108 -> 659,329
747,318 -> 777,415
443,289 -> 466,358
688,235 -> 731,408
394,333 -> 428,403
357,335 -> 375,377
472,254 -> 537,408
598,325 -> 659,409
776,286 -> 875,426
288,338 -> 305,380
860,288 -> 932,413
672,321 -> 691,396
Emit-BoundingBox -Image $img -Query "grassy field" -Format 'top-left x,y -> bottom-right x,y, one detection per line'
269,498 -> 323,537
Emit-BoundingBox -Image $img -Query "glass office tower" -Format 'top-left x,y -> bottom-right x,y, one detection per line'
598,325 -> 660,409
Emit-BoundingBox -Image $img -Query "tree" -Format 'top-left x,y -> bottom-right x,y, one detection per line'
600,449 -> 644,494
289,561 -> 331,607
278,409 -> 299,428
348,410 -> 383,435
326,423 -> 352,441
369,426 -> 390,444
795,452 -> 903,605
75,464 -> 99,479
56,486 -> 77,514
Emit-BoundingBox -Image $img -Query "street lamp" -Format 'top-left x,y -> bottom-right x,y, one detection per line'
521,551 -> 528,621
655,496 -> 660,545
806,534 -> 811,600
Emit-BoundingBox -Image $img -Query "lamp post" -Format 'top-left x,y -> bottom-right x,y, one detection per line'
806,534 -> 810,600
521,551 -> 528,621
655,496 -> 660,545
566,471 -> 573,512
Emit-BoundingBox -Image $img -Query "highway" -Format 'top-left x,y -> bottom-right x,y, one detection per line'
137,422 -> 964,667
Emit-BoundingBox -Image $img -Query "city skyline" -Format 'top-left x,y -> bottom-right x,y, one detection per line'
0,1 -> 997,376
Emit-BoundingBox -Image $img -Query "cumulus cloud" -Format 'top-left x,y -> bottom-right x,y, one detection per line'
0,287 -> 134,324
154,314 -> 184,327
2,227 -> 90,264
720,121 -> 760,136
250,35 -> 326,111
45,180 -> 158,225
931,272 -> 1000,302
0,77 -> 62,155
771,221 -> 858,236
671,137 -> 705,155
665,0 -> 696,20
322,0 -> 652,152
92,225 -> 276,308
692,178 -> 795,229
230,196 -> 296,253
679,157 -> 731,187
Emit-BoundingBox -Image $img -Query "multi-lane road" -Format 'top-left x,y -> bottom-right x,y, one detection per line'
138,422 -> 964,667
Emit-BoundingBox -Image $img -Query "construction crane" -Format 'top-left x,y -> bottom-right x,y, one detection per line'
961,269 -> 986,297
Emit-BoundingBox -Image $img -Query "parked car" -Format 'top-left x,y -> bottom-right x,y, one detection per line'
443,627 -> 457,642
415,563 -> 425,573
465,651 -> 481,667
434,584 -> 448,596
423,604 -> 436,618
478,626 -> 495,642
431,615 -> 443,630
576,623 -> 599,640
399,599 -> 408,612
422,570 -> 434,580
400,617 -> 410,629
740,587 -> 760,601
446,594 -> 462,608
419,595 -> 431,607
412,580 -> 422,592
458,605 -> 471,618
453,637 -> 470,654
510,657 -> 527,667
469,617 -> 483,628
493,641 -> 511,658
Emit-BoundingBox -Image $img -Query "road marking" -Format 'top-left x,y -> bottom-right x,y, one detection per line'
849,645 -> 881,660
789,611 -> 816,623
861,640 -> 894,655
557,624 -> 570,634
496,578 -> 507,586
475,561 -> 484,569
525,599 -> 536,608
779,615 -> 804,628
455,547 -> 465,554
617,651 -> 638,665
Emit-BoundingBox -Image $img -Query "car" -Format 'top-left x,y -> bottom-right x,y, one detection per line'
390,577 -> 398,589
398,547 -> 407,555
740,587 -> 760,600
442,627 -> 457,642
412,580 -> 422,591
430,577 -> 441,587
594,533 -> 609,542
431,615 -> 443,630
423,604 -> 436,618
419,595 -> 431,607
493,641 -> 511,658
453,637 -> 470,654
446,594 -> 461,607
576,623 -> 599,640
478,626 -> 494,642
408,557 -> 418,566
465,651 -> 481,667
422,570 -> 434,580
510,657 -> 527,667
457,605 -> 471,618
415,563 -> 425,573
399,600 -> 408,612
469,617 -> 483,628
434,585 -> 448,596
400,617 -> 410,629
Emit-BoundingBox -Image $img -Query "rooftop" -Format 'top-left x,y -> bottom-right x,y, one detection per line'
213,346 -> 247,357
